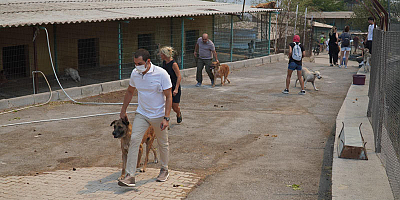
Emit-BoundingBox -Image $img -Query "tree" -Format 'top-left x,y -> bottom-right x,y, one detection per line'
349,0 -> 389,32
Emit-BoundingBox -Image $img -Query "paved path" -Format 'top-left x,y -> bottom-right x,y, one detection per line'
0,168 -> 199,199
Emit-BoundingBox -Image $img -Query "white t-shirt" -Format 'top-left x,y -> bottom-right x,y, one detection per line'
129,63 -> 172,119
367,24 -> 374,41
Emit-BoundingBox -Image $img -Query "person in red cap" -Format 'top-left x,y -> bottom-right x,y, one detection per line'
282,35 -> 306,95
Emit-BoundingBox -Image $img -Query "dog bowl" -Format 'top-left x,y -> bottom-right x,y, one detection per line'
353,74 -> 366,85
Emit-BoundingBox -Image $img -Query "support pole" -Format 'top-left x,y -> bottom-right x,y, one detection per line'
230,15 -> 234,62
268,12 -> 271,55
304,8 -> 307,43
181,17 -> 184,69
274,11 -> 279,54
294,4 -> 298,35
33,27 -> 38,94
53,24 -> 58,74
170,18 -> 173,46
118,21 -> 122,80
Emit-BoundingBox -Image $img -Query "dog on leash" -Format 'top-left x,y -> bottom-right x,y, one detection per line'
64,68 -> 81,82
295,67 -> 322,91
110,119 -> 158,179
211,61 -> 230,87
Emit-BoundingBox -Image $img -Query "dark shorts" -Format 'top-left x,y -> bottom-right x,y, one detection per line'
288,62 -> 302,71
366,41 -> 373,53
172,84 -> 181,103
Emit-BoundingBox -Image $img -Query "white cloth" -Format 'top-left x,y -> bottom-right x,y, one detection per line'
368,24 -> 374,41
129,63 -> 172,119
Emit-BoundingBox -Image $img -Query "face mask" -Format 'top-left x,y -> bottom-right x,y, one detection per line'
135,64 -> 147,73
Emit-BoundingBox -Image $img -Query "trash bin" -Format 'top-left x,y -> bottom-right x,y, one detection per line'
353,74 -> 366,85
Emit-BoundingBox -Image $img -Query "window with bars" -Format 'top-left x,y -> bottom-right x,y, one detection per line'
138,33 -> 156,60
2,45 -> 29,80
78,38 -> 99,69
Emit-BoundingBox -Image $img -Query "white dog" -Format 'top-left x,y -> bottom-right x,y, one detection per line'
295,67 -> 322,91
64,68 -> 81,82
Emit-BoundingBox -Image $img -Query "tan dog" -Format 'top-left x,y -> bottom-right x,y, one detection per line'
251,1 -> 276,9
211,61 -> 230,87
295,67 -> 322,91
111,119 -> 158,180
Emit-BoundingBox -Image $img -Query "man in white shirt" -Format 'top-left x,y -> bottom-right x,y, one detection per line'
118,49 -> 172,187
366,17 -> 375,54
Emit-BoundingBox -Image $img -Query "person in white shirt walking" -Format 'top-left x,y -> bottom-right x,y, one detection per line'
366,17 -> 375,54
118,49 -> 173,187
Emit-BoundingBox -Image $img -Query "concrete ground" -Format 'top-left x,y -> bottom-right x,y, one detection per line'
1,52 -> 360,199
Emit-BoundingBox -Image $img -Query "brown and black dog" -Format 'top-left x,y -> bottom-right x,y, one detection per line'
211,61 -> 230,87
111,119 -> 158,179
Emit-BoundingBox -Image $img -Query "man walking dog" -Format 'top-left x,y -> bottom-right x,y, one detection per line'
194,33 -> 219,87
118,49 -> 172,187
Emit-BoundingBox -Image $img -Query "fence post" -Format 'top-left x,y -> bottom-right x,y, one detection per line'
53,24 -> 58,74
181,17 -> 184,69
230,15 -> 233,62
268,12 -> 271,55
118,21 -> 122,80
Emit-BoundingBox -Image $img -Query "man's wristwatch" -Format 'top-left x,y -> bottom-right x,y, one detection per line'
164,117 -> 170,121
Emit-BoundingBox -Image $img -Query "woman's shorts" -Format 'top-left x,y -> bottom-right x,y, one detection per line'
341,47 -> 351,51
172,85 -> 181,103
288,62 -> 302,71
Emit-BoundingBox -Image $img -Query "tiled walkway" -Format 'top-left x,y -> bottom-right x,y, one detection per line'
0,167 -> 200,200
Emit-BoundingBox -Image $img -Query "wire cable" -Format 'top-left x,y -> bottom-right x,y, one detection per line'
41,26 -> 137,106
1,111 -> 136,127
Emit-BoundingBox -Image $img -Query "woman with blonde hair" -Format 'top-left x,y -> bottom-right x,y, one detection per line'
328,26 -> 339,66
160,46 -> 182,123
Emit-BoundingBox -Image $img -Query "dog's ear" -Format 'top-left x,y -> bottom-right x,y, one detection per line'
122,118 -> 129,126
110,120 -> 116,126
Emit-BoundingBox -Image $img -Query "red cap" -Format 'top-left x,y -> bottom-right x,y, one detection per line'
293,35 -> 300,42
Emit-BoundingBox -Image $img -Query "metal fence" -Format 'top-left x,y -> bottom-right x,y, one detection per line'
367,28 -> 400,199
0,12 -> 277,99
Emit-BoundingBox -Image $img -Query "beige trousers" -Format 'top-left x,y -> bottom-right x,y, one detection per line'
126,113 -> 169,175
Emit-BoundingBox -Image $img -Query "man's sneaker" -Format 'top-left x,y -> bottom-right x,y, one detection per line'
118,174 -> 135,187
298,90 -> 306,95
177,112 -> 182,123
338,65 -> 342,68
282,89 -> 289,94
344,65 -> 347,69
330,64 -> 333,66
156,168 -> 169,182
195,82 -> 201,87
211,80 -> 215,86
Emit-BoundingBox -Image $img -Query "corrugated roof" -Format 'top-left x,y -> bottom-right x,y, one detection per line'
0,0 -> 281,28
307,11 -> 354,19
312,21 -> 333,29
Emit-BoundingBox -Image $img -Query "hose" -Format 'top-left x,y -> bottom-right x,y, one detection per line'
0,71 -> 52,115
41,26 -> 137,106
1,111 -> 136,127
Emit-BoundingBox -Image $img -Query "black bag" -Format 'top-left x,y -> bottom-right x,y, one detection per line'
342,33 -> 350,47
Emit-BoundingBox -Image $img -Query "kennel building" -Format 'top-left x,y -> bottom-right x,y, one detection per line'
0,0 -> 280,99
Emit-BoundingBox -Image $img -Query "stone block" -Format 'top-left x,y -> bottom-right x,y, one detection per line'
101,80 -> 124,94
120,79 -> 130,88
263,56 -> 271,64
181,68 -> 197,78
81,84 -> 102,98
270,55 -> 278,63
57,87 -> 82,101
8,95 -> 34,108
0,99 -> 9,110
33,91 -> 58,104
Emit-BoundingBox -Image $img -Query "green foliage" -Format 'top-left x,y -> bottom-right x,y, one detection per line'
349,0 -> 388,31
